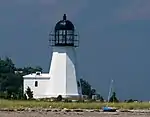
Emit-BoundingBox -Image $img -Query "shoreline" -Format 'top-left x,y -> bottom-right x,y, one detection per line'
0,108 -> 150,113
1,108 -> 150,117
1,112 -> 150,117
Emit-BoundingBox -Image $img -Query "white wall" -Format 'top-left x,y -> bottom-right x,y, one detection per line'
66,47 -> 79,95
49,46 -> 79,98
24,78 -> 50,99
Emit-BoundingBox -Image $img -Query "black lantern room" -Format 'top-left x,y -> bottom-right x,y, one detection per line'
49,14 -> 79,47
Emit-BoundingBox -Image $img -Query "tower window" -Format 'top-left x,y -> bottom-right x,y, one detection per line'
35,81 -> 38,87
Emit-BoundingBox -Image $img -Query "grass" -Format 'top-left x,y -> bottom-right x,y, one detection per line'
0,99 -> 150,110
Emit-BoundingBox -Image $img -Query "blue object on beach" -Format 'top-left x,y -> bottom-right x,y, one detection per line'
102,106 -> 117,112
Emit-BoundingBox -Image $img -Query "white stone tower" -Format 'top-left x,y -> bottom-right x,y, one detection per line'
48,14 -> 80,98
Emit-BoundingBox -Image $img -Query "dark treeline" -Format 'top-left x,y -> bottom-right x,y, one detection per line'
0,57 -> 42,99
0,57 -> 123,102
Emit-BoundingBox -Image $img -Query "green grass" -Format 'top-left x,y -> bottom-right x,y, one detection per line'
0,99 -> 150,110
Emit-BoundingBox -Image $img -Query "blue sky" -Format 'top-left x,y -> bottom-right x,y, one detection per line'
0,0 -> 150,101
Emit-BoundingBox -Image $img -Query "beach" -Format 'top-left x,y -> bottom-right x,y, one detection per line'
1,111 -> 150,117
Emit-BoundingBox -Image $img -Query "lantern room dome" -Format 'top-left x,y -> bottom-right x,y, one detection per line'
55,14 -> 74,31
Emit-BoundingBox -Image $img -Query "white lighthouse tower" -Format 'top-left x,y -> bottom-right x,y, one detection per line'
23,14 -> 80,99
48,14 -> 80,98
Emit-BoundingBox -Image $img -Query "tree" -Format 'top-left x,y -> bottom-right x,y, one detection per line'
25,86 -> 33,100
91,89 -> 96,95
56,95 -> 63,101
77,81 -> 80,87
1,73 -> 23,98
126,99 -> 134,103
22,66 -> 43,75
0,57 -> 23,99
23,94 -> 27,100
0,57 -> 43,100
5,57 -> 15,73
79,79 -> 92,98
35,66 -> 42,72
0,57 -> 15,73
109,92 -> 119,102
97,94 -> 104,102
100,96 -> 104,102
78,79 -> 103,99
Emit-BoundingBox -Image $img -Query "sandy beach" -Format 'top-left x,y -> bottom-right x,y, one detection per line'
1,111 -> 150,117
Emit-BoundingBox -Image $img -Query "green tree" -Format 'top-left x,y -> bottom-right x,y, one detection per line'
109,92 -> 119,102
1,73 -> 23,98
5,57 -> 15,73
0,57 -> 23,99
0,57 -> 15,73
91,89 -> 96,95
80,79 -> 92,98
79,79 -> 102,99
22,66 -> 42,75
25,86 -> 33,100
56,95 -> 63,101
0,57 -> 43,100
77,81 -> 80,87
97,94 -> 104,102
35,66 -> 42,72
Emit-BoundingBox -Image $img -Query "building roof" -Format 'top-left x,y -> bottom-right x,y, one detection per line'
23,72 -> 50,79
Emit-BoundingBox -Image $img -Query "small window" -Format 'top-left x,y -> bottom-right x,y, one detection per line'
35,81 -> 38,87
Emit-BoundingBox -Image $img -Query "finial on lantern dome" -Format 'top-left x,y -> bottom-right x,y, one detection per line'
63,14 -> 67,20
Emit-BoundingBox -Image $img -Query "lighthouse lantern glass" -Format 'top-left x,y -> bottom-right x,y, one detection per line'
49,14 -> 79,47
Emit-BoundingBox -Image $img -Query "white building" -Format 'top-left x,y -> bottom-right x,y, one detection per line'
23,14 -> 81,99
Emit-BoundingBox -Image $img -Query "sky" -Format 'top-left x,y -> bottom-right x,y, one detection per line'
0,0 -> 150,101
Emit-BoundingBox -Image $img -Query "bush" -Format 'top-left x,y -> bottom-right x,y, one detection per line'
25,87 -> 33,100
64,98 -> 72,102
56,95 -> 62,101
109,92 -> 119,102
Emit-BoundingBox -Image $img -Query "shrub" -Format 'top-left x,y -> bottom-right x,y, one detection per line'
56,95 -> 62,101
25,86 -> 33,100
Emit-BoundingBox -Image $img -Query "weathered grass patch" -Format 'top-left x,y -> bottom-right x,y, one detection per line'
0,99 -> 150,109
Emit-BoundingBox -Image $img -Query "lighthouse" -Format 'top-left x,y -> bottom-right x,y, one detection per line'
23,14 -> 80,99
48,14 -> 80,98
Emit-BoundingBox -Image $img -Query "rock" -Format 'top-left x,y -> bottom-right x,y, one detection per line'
16,108 -> 25,111
72,109 -> 84,112
0,108 -> 8,111
44,109 -> 52,112
93,109 -> 100,112
85,109 -> 94,112
119,109 -> 130,112
62,108 -> 71,112
51,109 -> 61,112
129,109 -> 150,113
8,109 -> 14,111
